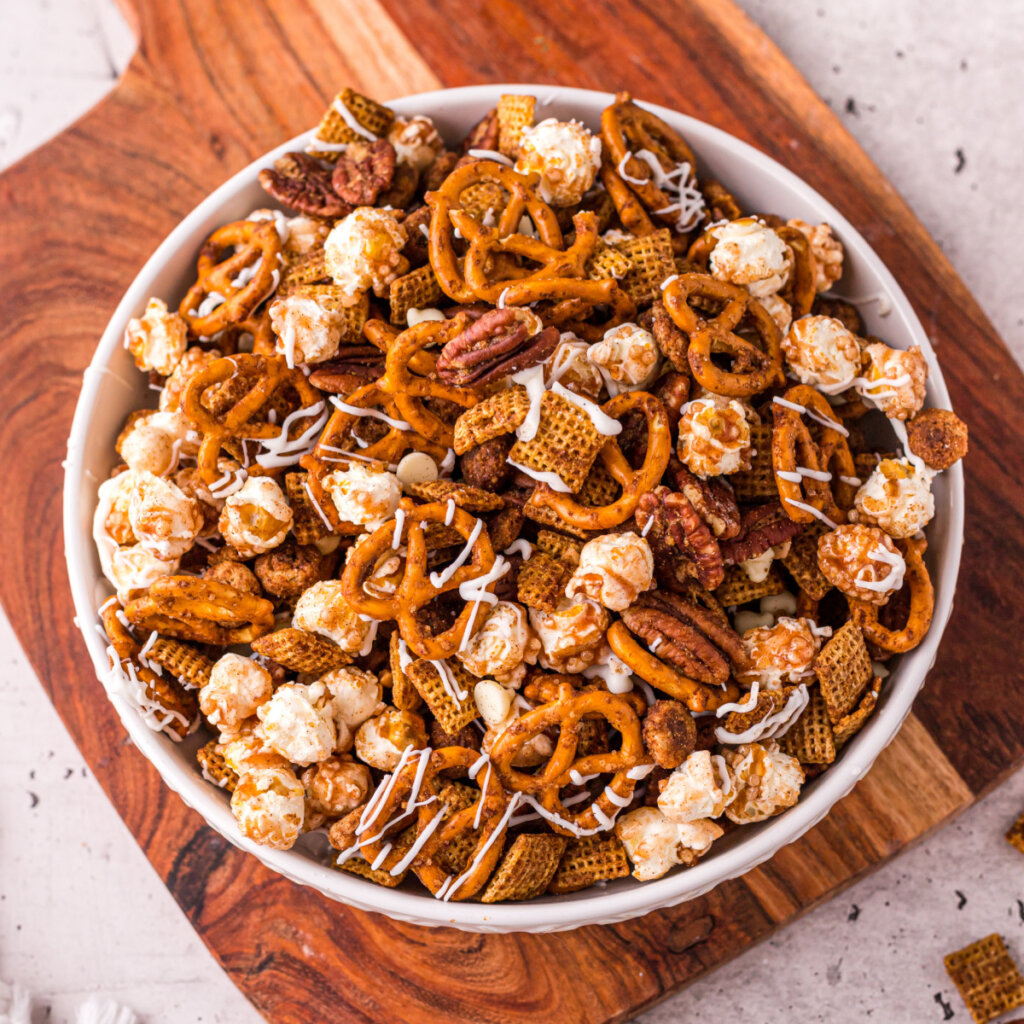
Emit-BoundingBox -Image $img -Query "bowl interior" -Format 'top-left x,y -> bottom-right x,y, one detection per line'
63,84 -> 963,932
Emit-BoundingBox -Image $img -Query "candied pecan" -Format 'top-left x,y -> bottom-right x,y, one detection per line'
649,299 -> 690,372
621,590 -> 745,686
811,295 -> 864,335
668,461 -> 741,540
460,109 -> 499,153
643,766 -> 672,806
654,372 -> 692,431
378,162 -> 420,210
307,347 -> 386,393
400,205 -> 432,267
258,152 -> 351,218
719,502 -> 804,565
636,485 -> 725,591
485,502 -> 524,552
422,149 -> 458,193
436,310 -> 560,386
906,408 -> 968,470
254,539 -> 335,599
331,139 -> 396,206
461,435 -> 514,492
700,179 -> 742,223
642,699 -> 697,769
202,559 -> 263,596
430,719 -> 483,769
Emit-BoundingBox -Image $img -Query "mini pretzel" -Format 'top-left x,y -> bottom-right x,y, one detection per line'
489,683 -> 649,836
451,208 -> 599,304
340,500 -> 498,659
606,621 -> 741,712
100,600 -> 196,738
663,273 -> 785,397
180,220 -> 282,337
378,316 -> 480,447
124,576 -> 276,645
426,159 -> 563,303
848,536 -> 934,652
182,353 -> 322,484
301,382 -> 448,530
364,317 -> 435,378
601,92 -> 698,226
355,746 -> 510,901
771,384 -> 857,526
528,391 -> 671,529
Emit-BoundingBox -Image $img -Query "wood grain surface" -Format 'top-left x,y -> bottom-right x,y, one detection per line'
1,0 -> 1021,1021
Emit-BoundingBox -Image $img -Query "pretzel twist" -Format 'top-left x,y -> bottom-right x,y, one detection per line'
528,391 -> 671,530
378,316 -> 480,448
356,746 -> 510,901
340,500 -> 498,659
489,684 -> 649,836
606,621 -> 742,712
124,576 -> 276,645
180,220 -> 282,337
426,159 -> 563,303
771,384 -> 857,525
182,353 -> 322,483
848,536 -> 934,652
663,273 -> 785,397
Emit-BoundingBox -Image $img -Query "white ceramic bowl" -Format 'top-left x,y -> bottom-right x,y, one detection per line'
63,84 -> 963,932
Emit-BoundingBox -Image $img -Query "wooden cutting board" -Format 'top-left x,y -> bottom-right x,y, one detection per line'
2,0 -> 1022,1020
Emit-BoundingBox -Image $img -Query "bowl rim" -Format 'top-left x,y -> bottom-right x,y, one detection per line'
63,82 -> 964,932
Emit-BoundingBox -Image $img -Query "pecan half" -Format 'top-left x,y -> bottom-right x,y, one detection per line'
461,435 -> 514,492
649,299 -> 690,372
654,372 -> 692,430
668,461 -> 741,539
400,205 -> 432,268
621,591 -> 745,686
460,109 -> 499,153
331,140 -> 396,206
435,309 -> 560,386
307,347 -> 387,393
258,152 -> 351,218
422,149 -> 458,193
636,485 -> 724,590
719,501 -> 804,564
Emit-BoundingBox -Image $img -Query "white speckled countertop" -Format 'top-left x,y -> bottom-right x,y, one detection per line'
2,2 -> 1022,1021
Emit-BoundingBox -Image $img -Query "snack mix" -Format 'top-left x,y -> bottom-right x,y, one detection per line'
92,88 -> 967,903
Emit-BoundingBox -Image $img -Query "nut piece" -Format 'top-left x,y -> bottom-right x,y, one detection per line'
320,665 -> 384,730
231,765 -> 306,850
782,315 -> 861,392
460,436 -> 513,492
587,322 -> 661,390
853,458 -> 935,538
514,118 -> 602,206
292,579 -> 373,654
200,653 -> 274,736
436,308 -> 556,387
676,396 -> 754,478
124,297 -> 188,376
457,601 -> 540,687
218,476 -> 293,558
529,594 -> 610,673
565,532 -> 655,612
330,139 -> 395,206
269,294 -> 347,365
615,806 -> 723,881
128,470 -> 204,560
818,524 -> 906,605
708,217 -> 791,298
254,539 -> 332,599
256,681 -> 338,766
302,756 -> 372,817
722,741 -> 804,824
736,616 -> 824,689
321,463 -> 402,528
635,485 -> 724,592
857,343 -> 928,420
259,152 -> 351,218
323,207 -> 408,303
906,408 -> 968,470
658,749 -> 730,822
387,115 -> 444,172
786,219 -> 844,293
643,699 -> 697,769
354,706 -> 428,770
